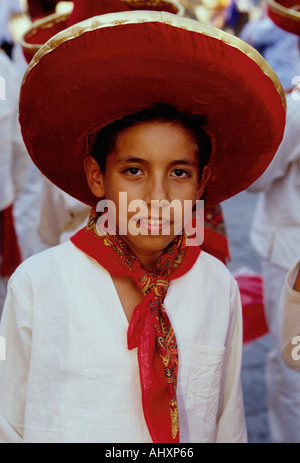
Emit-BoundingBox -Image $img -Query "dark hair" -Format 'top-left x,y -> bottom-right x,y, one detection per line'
92,103 -> 211,177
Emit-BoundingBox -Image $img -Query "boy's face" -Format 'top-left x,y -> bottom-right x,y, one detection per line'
85,120 -> 211,267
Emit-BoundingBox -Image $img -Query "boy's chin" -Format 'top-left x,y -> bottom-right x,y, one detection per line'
123,233 -> 177,253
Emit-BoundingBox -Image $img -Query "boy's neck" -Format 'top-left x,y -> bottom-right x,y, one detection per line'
121,239 -> 165,272
135,252 -> 161,273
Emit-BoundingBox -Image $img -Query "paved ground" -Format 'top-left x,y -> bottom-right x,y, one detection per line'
222,190 -> 272,443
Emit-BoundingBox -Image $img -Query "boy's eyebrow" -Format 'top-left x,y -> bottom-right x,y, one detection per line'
116,156 -> 198,167
168,159 -> 198,168
116,156 -> 150,166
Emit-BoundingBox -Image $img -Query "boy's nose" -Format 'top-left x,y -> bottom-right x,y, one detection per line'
144,177 -> 170,204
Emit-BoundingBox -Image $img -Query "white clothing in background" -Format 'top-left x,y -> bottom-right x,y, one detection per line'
0,0 -> 23,44
0,50 -> 28,211
14,173 -> 90,260
262,260 -> 300,443
13,163 -> 50,260
280,259 -> 300,372
0,49 -> 29,316
10,41 -> 49,261
248,93 -> 300,443
0,244 -> 247,443
249,93 -> 300,269
38,179 -> 90,246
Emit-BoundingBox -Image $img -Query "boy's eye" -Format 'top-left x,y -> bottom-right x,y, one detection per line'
124,167 -> 142,176
171,169 -> 190,178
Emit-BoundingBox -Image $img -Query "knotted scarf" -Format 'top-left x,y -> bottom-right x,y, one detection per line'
71,208 -> 201,443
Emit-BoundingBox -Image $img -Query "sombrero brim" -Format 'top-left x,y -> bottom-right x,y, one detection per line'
268,0 -> 300,35
20,0 -> 184,63
19,11 -> 286,207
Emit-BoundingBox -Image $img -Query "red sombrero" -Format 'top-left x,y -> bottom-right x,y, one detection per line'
19,11 -> 286,207
268,0 -> 300,35
20,0 -> 184,63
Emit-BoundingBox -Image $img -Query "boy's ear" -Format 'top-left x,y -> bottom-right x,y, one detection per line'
84,156 -> 105,198
196,165 -> 212,200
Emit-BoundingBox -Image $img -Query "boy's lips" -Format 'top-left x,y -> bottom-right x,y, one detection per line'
140,218 -> 171,225
133,216 -> 173,234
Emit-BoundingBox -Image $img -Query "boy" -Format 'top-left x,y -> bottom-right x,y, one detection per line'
0,10 -> 285,443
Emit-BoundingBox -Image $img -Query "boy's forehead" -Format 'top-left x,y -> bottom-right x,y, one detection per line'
114,120 -> 199,148
108,123 -> 200,168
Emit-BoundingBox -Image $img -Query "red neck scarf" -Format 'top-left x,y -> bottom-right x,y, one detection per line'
71,209 -> 201,443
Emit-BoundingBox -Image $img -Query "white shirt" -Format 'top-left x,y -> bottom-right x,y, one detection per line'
249,93 -> 300,270
280,259 -> 300,372
0,241 -> 247,443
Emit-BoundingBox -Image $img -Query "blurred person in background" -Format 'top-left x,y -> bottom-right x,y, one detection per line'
0,47 -> 29,317
248,71 -> 300,443
280,259 -> 300,373
0,0 -> 23,59
240,0 -> 300,91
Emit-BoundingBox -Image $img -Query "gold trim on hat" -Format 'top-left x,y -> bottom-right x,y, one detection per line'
268,0 -> 300,22
22,10 -> 287,111
19,12 -> 70,55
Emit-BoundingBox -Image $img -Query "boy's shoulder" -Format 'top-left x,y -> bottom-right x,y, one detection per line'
10,241 -> 91,290
15,242 -> 232,279
14,241 -> 76,273
191,250 -> 239,296
10,242 -> 236,297
197,249 -> 235,280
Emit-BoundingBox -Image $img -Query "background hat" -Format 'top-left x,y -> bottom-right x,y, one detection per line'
268,0 -> 300,35
26,0 -> 72,21
20,0 -> 184,63
19,11 -> 286,207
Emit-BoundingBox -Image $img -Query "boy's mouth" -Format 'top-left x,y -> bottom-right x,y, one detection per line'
141,218 -> 169,226
134,217 -> 173,235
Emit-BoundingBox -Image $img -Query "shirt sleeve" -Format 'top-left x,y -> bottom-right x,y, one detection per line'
0,272 -> 33,443
216,278 -> 248,443
280,260 -> 300,372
